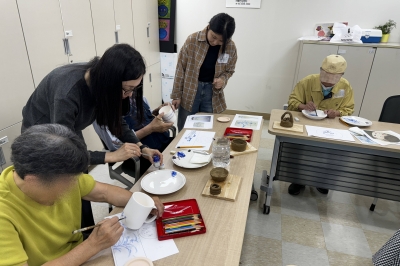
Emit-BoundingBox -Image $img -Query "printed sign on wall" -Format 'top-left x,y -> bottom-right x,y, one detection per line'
226,0 -> 261,8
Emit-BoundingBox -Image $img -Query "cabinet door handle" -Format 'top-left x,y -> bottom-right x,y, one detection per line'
62,38 -> 68,55
147,22 -> 150,37
149,73 -> 152,82
66,39 -> 72,56
115,31 -> 119,44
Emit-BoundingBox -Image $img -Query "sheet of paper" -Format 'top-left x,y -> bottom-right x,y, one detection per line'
363,130 -> 400,146
349,131 -> 378,145
190,153 -> 211,164
109,214 -> 179,265
305,125 -> 355,142
230,114 -> 263,130
183,115 -> 214,129
175,130 -> 215,150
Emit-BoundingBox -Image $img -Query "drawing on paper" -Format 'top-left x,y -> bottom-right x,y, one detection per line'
234,120 -> 258,129
184,131 -> 196,142
139,223 -> 158,239
193,122 -> 205,128
112,229 -> 140,257
191,116 -> 211,122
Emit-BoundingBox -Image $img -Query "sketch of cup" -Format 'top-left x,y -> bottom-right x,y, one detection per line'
123,192 -> 157,230
159,105 -> 176,123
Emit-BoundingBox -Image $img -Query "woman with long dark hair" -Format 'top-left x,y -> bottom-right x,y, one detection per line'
22,44 -> 162,166
171,13 -> 237,131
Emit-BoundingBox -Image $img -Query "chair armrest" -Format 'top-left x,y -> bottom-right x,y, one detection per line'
169,126 -> 177,138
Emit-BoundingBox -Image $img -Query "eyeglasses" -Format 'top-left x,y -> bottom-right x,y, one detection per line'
122,82 -> 143,95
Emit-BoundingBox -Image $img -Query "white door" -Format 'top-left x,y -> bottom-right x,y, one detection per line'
146,0 -> 160,66
58,0 -> 97,64
90,0 -> 115,56
132,0 -> 149,64
147,62 -> 162,108
0,123 -> 22,170
17,0 -> 68,86
0,1 -> 34,130
295,43 -> 338,85
113,0 -> 135,46
337,46 -> 375,116
359,48 -> 400,121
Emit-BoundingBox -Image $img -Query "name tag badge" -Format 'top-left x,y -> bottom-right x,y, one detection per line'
333,89 -> 345,98
217,54 -> 229,64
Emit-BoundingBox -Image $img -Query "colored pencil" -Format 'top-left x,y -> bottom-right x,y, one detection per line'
165,225 -> 204,234
177,146 -> 205,148
162,216 -> 202,225
164,219 -> 202,228
165,228 -> 202,235
72,217 -> 126,234
162,214 -> 201,222
164,222 -> 202,230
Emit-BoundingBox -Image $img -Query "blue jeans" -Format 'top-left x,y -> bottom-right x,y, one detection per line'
178,81 -> 213,131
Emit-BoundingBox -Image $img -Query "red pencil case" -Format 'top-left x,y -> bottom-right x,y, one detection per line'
223,127 -> 253,142
156,199 -> 206,241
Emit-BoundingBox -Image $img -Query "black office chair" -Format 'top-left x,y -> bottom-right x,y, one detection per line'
370,95 -> 400,211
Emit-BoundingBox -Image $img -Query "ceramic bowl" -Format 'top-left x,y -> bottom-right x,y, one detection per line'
210,167 -> 229,182
231,139 -> 247,152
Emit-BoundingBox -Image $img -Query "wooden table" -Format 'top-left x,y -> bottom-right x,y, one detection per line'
262,109 -> 400,214
85,114 -> 263,265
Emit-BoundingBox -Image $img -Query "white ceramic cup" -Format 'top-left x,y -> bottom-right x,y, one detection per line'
159,105 -> 176,123
123,192 -> 157,230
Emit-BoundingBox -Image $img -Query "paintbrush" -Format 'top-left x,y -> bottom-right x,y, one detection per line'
310,96 -> 318,116
72,217 -> 126,234
152,114 -> 164,122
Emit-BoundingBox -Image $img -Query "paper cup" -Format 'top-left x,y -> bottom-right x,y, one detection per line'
123,192 -> 157,230
159,105 -> 176,123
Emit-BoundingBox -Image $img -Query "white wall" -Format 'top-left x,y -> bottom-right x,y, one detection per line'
176,0 -> 400,113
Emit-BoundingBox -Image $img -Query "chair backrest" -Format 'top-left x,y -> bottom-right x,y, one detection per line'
379,95 -> 400,124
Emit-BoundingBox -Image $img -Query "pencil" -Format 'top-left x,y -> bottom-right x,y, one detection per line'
162,216 -> 202,225
162,214 -> 201,222
165,225 -> 204,234
163,218 -> 202,226
164,221 -> 202,229
177,146 -> 204,148
72,217 -> 126,234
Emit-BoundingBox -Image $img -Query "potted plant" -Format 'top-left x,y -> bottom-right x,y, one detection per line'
374,19 -> 396,43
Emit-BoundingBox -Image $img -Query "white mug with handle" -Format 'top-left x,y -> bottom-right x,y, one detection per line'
123,192 -> 157,230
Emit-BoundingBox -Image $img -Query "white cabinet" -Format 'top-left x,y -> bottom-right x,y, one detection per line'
359,48 -> 400,121
17,0 -> 68,86
0,123 -> 22,170
336,46 -> 375,116
132,0 -> 160,66
114,0 -> 135,45
58,0 -> 97,63
90,0 -> 116,56
294,42 -> 392,117
143,62 -> 162,109
0,1 -> 34,130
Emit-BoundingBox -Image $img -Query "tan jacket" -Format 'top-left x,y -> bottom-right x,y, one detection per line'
171,27 -> 238,113
287,74 -> 355,116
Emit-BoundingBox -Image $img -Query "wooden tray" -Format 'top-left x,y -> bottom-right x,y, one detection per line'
273,121 -> 304,133
202,174 -> 242,201
230,142 -> 258,156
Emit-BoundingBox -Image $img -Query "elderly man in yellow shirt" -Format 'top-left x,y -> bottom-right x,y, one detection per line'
286,54 -> 355,195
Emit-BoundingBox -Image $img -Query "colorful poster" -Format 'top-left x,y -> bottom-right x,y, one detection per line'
159,19 -> 170,42
158,0 -> 171,18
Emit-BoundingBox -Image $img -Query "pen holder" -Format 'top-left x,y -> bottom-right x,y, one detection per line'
280,111 -> 293,128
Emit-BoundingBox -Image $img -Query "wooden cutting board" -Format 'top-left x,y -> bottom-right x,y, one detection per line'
202,174 -> 242,201
230,142 -> 258,156
273,121 -> 304,133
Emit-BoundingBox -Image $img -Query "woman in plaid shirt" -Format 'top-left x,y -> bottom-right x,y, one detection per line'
171,13 -> 237,131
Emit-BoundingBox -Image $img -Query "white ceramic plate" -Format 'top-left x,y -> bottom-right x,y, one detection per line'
340,116 -> 373,127
302,109 -> 327,120
172,149 -> 211,169
141,170 -> 186,195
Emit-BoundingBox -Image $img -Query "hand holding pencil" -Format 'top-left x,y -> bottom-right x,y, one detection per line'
84,216 -> 124,251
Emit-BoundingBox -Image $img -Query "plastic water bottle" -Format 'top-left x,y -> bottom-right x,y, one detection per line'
212,137 -> 230,168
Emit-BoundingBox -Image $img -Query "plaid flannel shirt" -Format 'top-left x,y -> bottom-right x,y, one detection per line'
171,27 -> 238,113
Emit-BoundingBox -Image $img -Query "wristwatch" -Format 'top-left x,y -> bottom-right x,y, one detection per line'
139,144 -> 149,150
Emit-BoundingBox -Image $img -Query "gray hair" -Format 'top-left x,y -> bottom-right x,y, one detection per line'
11,124 -> 89,183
